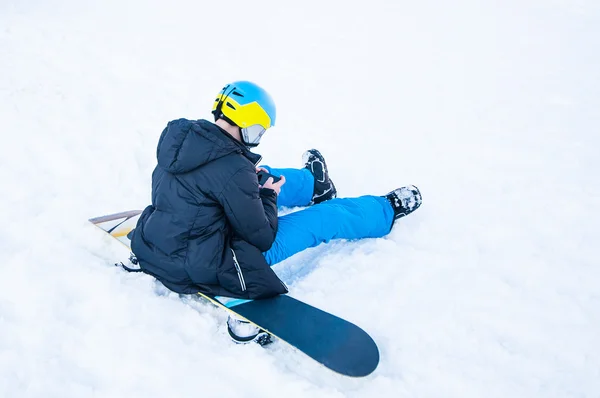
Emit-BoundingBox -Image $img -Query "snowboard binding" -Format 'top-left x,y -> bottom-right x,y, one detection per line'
227,315 -> 273,346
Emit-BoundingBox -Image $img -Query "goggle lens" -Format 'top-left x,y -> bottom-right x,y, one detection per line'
242,124 -> 267,146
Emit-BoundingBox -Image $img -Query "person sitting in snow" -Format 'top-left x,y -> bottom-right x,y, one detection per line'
129,80 -> 422,344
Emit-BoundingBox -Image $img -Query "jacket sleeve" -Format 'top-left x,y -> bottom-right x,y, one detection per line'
218,167 -> 279,252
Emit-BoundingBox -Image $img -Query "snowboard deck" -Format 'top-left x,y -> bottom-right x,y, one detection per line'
89,210 -> 379,377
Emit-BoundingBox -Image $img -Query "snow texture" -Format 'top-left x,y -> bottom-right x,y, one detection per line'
1,0 -> 599,397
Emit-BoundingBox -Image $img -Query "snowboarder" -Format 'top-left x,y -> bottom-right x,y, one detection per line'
129,80 -> 422,344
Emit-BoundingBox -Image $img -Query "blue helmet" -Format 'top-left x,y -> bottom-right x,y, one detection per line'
212,81 -> 276,146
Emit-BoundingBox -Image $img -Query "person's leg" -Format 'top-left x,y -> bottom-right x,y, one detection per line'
263,196 -> 394,265
261,166 -> 314,207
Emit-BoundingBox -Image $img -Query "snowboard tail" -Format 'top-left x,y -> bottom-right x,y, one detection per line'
89,210 -> 379,377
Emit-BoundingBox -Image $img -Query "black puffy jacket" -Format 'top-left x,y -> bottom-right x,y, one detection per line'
130,119 -> 288,299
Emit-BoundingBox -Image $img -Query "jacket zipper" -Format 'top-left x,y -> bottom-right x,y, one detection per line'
230,249 -> 247,292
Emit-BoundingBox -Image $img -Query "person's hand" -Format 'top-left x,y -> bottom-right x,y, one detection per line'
262,175 -> 286,195
256,167 -> 268,174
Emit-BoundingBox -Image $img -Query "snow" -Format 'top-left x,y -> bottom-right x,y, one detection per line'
1,0 -> 599,396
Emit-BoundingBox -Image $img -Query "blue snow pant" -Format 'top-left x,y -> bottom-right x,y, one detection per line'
260,166 -> 395,266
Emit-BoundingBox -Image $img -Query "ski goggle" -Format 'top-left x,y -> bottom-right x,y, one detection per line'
241,124 -> 267,147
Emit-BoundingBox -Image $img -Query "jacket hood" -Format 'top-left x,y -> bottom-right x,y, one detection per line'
156,119 -> 261,174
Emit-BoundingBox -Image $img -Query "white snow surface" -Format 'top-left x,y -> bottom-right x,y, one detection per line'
1,0 -> 599,397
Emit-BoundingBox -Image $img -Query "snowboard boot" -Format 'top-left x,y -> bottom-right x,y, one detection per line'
384,185 -> 422,221
303,149 -> 337,204
227,315 -> 273,346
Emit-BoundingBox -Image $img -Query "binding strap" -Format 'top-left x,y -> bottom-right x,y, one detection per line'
115,253 -> 144,273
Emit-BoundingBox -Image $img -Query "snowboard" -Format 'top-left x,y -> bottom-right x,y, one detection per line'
89,210 -> 380,377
